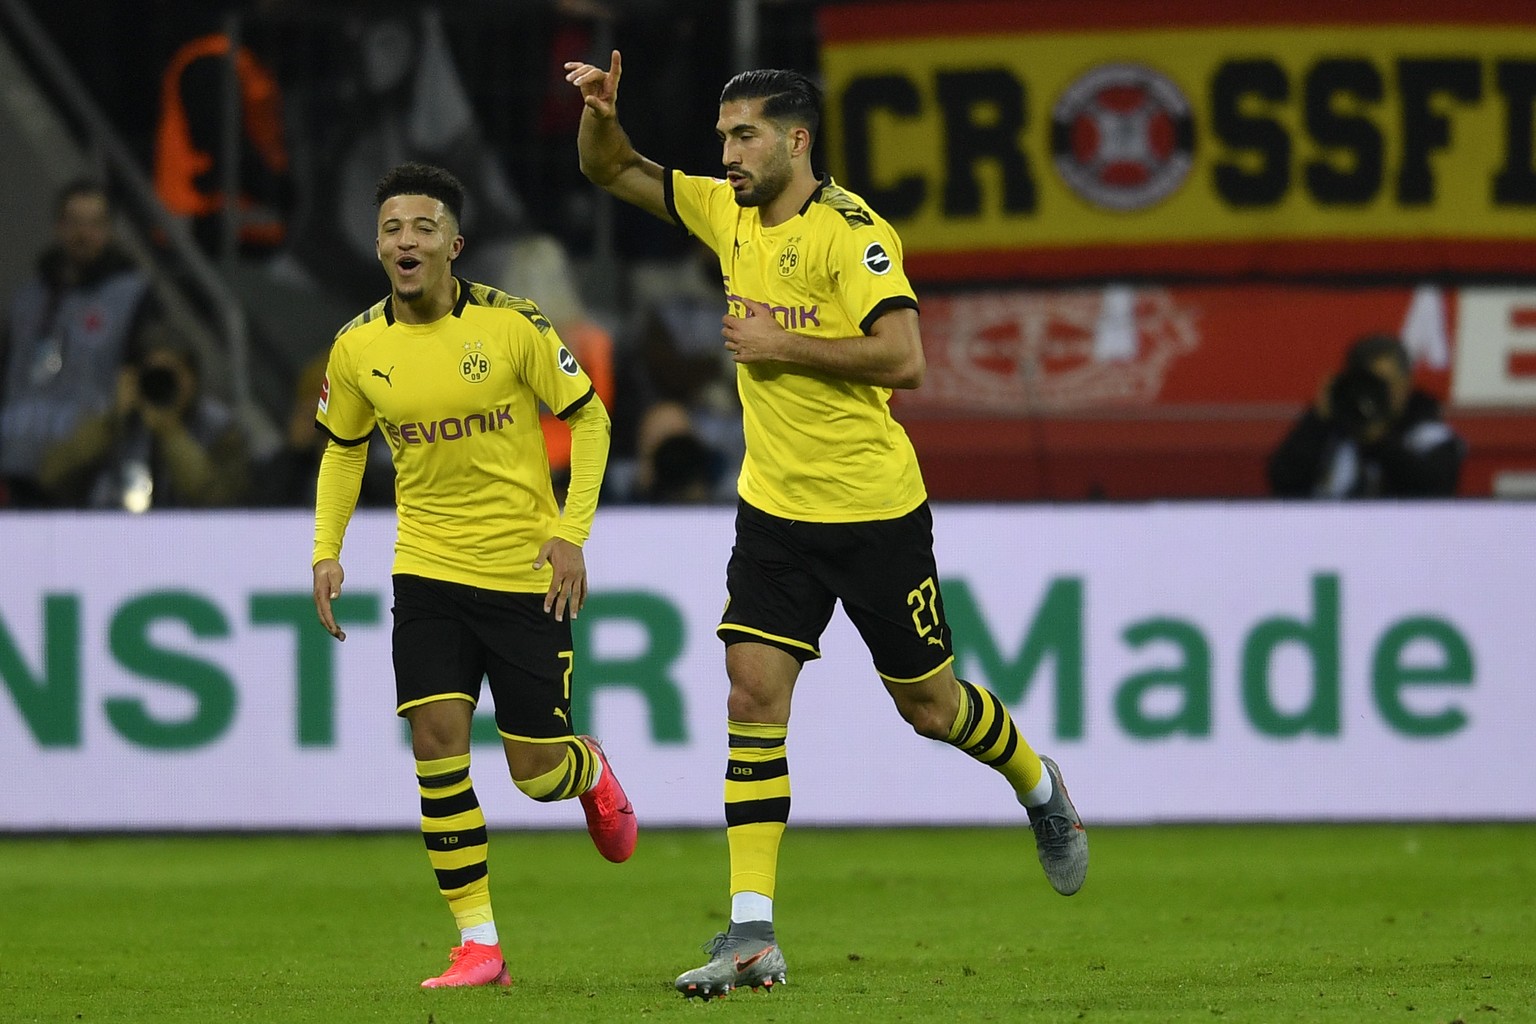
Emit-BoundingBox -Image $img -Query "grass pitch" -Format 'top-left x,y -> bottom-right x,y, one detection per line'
4,824 -> 1532,1023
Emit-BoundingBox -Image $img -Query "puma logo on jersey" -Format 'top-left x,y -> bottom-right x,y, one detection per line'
371,367 -> 395,386
553,707 -> 568,725
926,636 -> 945,647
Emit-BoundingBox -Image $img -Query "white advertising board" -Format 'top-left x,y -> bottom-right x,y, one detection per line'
2,504 -> 1533,830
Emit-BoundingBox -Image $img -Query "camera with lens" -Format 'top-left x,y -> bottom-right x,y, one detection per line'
1328,365 -> 1391,436
137,365 -> 181,408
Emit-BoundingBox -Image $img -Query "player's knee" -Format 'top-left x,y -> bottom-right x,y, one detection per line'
407,713 -> 470,760
726,679 -> 789,722
902,702 -> 953,740
724,643 -> 798,722
890,686 -> 957,740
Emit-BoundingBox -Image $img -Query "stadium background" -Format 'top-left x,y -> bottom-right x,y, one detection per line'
2,0 -> 1534,832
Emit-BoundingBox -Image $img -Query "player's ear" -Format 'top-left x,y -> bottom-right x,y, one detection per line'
789,125 -> 812,158
449,234 -> 464,261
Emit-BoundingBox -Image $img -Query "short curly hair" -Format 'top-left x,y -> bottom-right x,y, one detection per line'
374,163 -> 465,224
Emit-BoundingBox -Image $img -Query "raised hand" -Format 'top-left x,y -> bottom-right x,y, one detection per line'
564,49 -> 623,118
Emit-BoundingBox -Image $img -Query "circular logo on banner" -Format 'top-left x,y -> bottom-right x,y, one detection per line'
861,242 -> 892,275
557,346 -> 580,376
1051,63 -> 1194,212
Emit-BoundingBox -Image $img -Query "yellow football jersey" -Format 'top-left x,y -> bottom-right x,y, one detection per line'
667,171 -> 926,522
316,279 -> 599,591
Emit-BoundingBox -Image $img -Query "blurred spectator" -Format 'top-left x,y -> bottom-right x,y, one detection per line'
153,24 -> 292,257
1,180 -> 156,507
647,433 -> 721,504
632,246 -> 734,409
249,353 -> 395,508
630,399 -> 722,503
1267,333 -> 1465,498
609,246 -> 741,501
38,335 -> 250,510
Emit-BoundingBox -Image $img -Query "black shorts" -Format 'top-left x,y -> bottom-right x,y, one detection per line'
391,574 -> 574,741
717,500 -> 955,683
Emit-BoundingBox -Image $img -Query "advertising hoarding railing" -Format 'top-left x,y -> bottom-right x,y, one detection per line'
4,506 -> 1532,830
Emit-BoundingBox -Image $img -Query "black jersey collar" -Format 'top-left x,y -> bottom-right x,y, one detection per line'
382,278 -> 471,325
800,173 -> 832,217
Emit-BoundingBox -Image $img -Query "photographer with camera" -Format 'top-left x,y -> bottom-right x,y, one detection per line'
36,334 -> 250,509
1267,333 -> 1464,498
1,179 -> 158,507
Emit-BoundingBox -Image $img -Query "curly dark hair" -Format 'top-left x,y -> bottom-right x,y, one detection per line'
373,163 -> 465,224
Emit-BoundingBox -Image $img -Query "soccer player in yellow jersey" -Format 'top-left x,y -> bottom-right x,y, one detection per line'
565,55 -> 1089,998
308,163 -> 636,990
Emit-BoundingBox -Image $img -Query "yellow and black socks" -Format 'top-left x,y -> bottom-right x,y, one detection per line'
511,737 -> 599,802
417,753 -> 495,939
947,679 -> 1051,806
724,720 -> 789,925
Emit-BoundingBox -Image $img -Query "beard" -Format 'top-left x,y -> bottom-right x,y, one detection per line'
733,180 -> 777,208
732,150 -> 793,209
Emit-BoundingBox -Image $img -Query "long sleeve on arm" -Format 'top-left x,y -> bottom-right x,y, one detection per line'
312,438 -> 369,565
554,398 -> 611,546
1375,393 -> 1465,497
37,411 -> 117,502
158,421 -> 250,506
1378,432 -> 1464,496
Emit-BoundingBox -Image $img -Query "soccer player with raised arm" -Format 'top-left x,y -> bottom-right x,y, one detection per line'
564,54 -> 1088,998
309,162 -> 636,990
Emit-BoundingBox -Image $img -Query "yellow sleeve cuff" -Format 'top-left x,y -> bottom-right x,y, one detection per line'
556,397 -> 611,545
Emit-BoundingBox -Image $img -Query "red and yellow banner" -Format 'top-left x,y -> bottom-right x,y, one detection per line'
818,0 -> 1536,281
